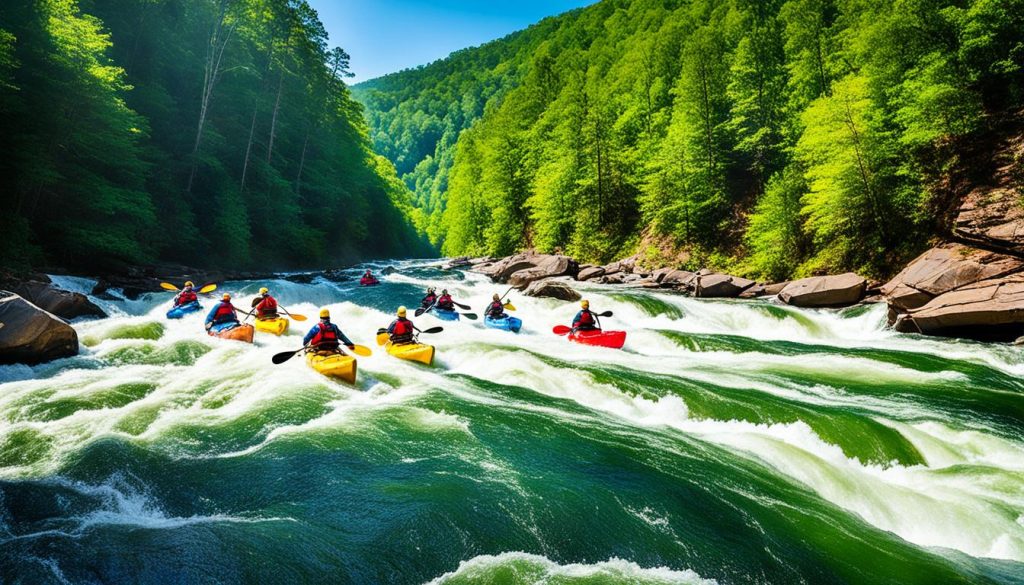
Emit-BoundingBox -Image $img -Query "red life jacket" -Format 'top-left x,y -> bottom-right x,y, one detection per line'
310,322 -> 339,350
487,301 -> 505,318
177,290 -> 198,305
437,294 -> 454,309
421,294 -> 437,307
256,295 -> 278,318
575,309 -> 596,328
390,318 -> 413,342
212,301 -> 236,323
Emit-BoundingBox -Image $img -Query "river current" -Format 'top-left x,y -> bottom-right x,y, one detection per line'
1,261 -> 1022,584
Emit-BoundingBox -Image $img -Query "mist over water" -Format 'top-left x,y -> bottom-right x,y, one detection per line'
1,261 -> 1022,584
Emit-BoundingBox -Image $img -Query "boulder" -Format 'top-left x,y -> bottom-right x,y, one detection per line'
778,273 -> 867,307
739,284 -> 766,298
954,133 -> 1024,255
881,244 -> 1023,311
284,272 -> 318,284
762,282 -> 790,296
894,275 -> 1024,340
508,255 -> 578,288
0,293 -> 79,365
381,266 -> 397,276
476,253 -> 534,281
696,274 -> 756,298
577,265 -> 606,281
12,281 -> 105,320
661,270 -> 697,289
322,269 -> 349,283
523,279 -> 582,302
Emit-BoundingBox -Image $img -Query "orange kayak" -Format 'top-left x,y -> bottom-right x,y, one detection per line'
208,323 -> 255,343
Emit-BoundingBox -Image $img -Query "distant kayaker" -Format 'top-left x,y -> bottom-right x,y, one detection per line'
437,289 -> 455,311
388,306 -> 416,344
360,270 -> 379,286
572,300 -> 599,332
205,293 -> 239,331
421,287 -> 438,309
486,294 -> 507,319
253,287 -> 279,320
174,281 -> 198,307
304,309 -> 355,353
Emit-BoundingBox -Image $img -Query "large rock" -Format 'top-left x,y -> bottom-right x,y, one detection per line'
661,270 -> 697,289
577,265 -> 606,282
894,275 -> 1024,340
696,274 -> 756,298
0,293 -> 79,365
523,279 -> 582,302
12,281 -> 105,320
778,273 -> 867,307
954,133 -> 1024,255
881,244 -> 1023,311
474,253 -> 533,281
508,255 -> 579,288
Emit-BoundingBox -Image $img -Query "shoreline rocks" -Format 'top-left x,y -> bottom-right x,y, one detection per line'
0,292 -> 79,365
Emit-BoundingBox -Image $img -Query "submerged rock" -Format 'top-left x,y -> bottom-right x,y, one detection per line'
778,273 -> 867,307
523,279 -> 582,301
0,292 -> 78,364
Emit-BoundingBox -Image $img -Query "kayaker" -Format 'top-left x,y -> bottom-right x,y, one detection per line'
437,289 -> 455,311
387,306 -> 416,344
421,287 -> 438,309
486,294 -> 507,319
205,293 -> 239,331
303,309 -> 355,353
174,281 -> 198,307
360,270 -> 378,286
572,300 -> 599,332
253,287 -> 279,320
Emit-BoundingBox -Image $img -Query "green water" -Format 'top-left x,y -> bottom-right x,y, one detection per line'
0,265 -> 1022,584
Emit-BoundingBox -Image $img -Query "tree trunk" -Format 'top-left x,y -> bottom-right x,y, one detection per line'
266,70 -> 285,164
187,1 -> 236,194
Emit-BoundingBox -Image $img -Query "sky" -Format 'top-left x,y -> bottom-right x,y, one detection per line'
307,0 -> 595,84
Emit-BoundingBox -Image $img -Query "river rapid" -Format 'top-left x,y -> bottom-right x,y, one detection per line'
1,261 -> 1022,584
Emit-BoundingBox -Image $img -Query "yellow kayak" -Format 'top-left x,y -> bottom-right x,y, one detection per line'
255,316 -> 289,335
385,341 -> 435,366
306,351 -> 357,383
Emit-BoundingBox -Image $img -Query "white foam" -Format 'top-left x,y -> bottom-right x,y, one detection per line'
424,552 -> 717,584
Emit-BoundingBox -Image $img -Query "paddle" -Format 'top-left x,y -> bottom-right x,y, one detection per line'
161,282 -> 217,294
415,298 -> 437,317
552,311 -> 613,336
452,300 -> 472,310
460,312 -> 478,321
273,342 -> 372,364
503,302 -> 517,312
416,326 -> 444,334
279,307 -> 307,322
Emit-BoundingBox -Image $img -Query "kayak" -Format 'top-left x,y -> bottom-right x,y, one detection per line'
306,351 -> 357,383
432,308 -> 460,321
385,341 -> 435,366
568,329 -> 626,349
360,278 -> 380,286
208,322 -> 255,343
254,316 -> 289,335
484,315 -> 522,332
166,301 -> 201,319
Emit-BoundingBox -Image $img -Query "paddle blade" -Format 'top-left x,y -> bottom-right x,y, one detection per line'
461,312 -> 478,321
453,301 -> 471,310
272,350 -> 300,364
552,325 -> 572,336
289,313 -> 308,322
414,308 -> 426,317
251,298 -> 261,308
351,345 -> 372,357
503,302 -> 516,311
160,282 -> 179,292
421,326 -> 444,334
598,311 -> 613,318
376,331 -> 389,346
199,283 -> 217,294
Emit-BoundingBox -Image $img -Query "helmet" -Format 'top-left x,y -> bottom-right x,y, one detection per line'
428,287 -> 435,293
184,281 -> 194,288
259,287 -> 269,295
222,293 -> 231,301
493,294 -> 500,301
397,306 -> 407,317
581,299 -> 589,309
319,308 -> 330,319
442,289 -> 448,295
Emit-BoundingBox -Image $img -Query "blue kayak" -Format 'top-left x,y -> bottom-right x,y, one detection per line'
432,308 -> 460,321
485,315 -> 522,332
166,301 -> 202,319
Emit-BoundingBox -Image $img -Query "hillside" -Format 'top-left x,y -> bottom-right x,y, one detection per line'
355,0 -> 1024,280
0,0 -> 430,274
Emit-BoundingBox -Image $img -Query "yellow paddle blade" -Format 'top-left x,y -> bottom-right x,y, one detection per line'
289,313 -> 308,322
351,345 -> 372,357
160,282 -> 179,292
504,302 -> 517,311
376,332 -> 389,346
199,283 -> 217,294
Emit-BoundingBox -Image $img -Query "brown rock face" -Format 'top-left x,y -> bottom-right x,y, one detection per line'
577,266 -> 606,281
523,279 -> 582,301
894,276 -> 1024,340
508,255 -> 579,288
695,274 -> 756,298
881,244 -> 1024,310
954,131 -> 1024,255
0,293 -> 79,365
778,273 -> 867,307
11,281 -> 106,320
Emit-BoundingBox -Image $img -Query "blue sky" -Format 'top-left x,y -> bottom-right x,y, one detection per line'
307,0 -> 595,84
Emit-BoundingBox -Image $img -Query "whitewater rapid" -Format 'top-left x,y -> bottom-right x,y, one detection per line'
1,261 -> 1022,584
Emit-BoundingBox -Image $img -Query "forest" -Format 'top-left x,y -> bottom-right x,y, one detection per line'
356,0 -> 1024,280
0,0 -> 429,273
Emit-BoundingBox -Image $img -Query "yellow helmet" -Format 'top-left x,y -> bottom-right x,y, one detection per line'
581,299 -> 589,309
222,293 -> 231,301
319,308 -> 330,319
259,287 -> 269,295
397,306 -> 407,317
184,281 -> 194,287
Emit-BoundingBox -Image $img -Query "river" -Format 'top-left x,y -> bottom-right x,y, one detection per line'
1,261 -> 1022,584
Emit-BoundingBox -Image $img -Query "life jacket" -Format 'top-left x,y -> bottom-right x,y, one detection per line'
437,294 -> 454,310
309,321 -> 340,350
421,294 -> 437,307
212,301 -> 237,324
574,309 -> 596,329
256,295 -> 278,318
487,301 -> 505,318
390,317 -> 414,343
177,290 -> 198,305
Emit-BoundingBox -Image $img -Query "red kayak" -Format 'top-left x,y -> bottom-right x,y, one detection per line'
568,329 -> 626,349
360,277 -> 380,287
